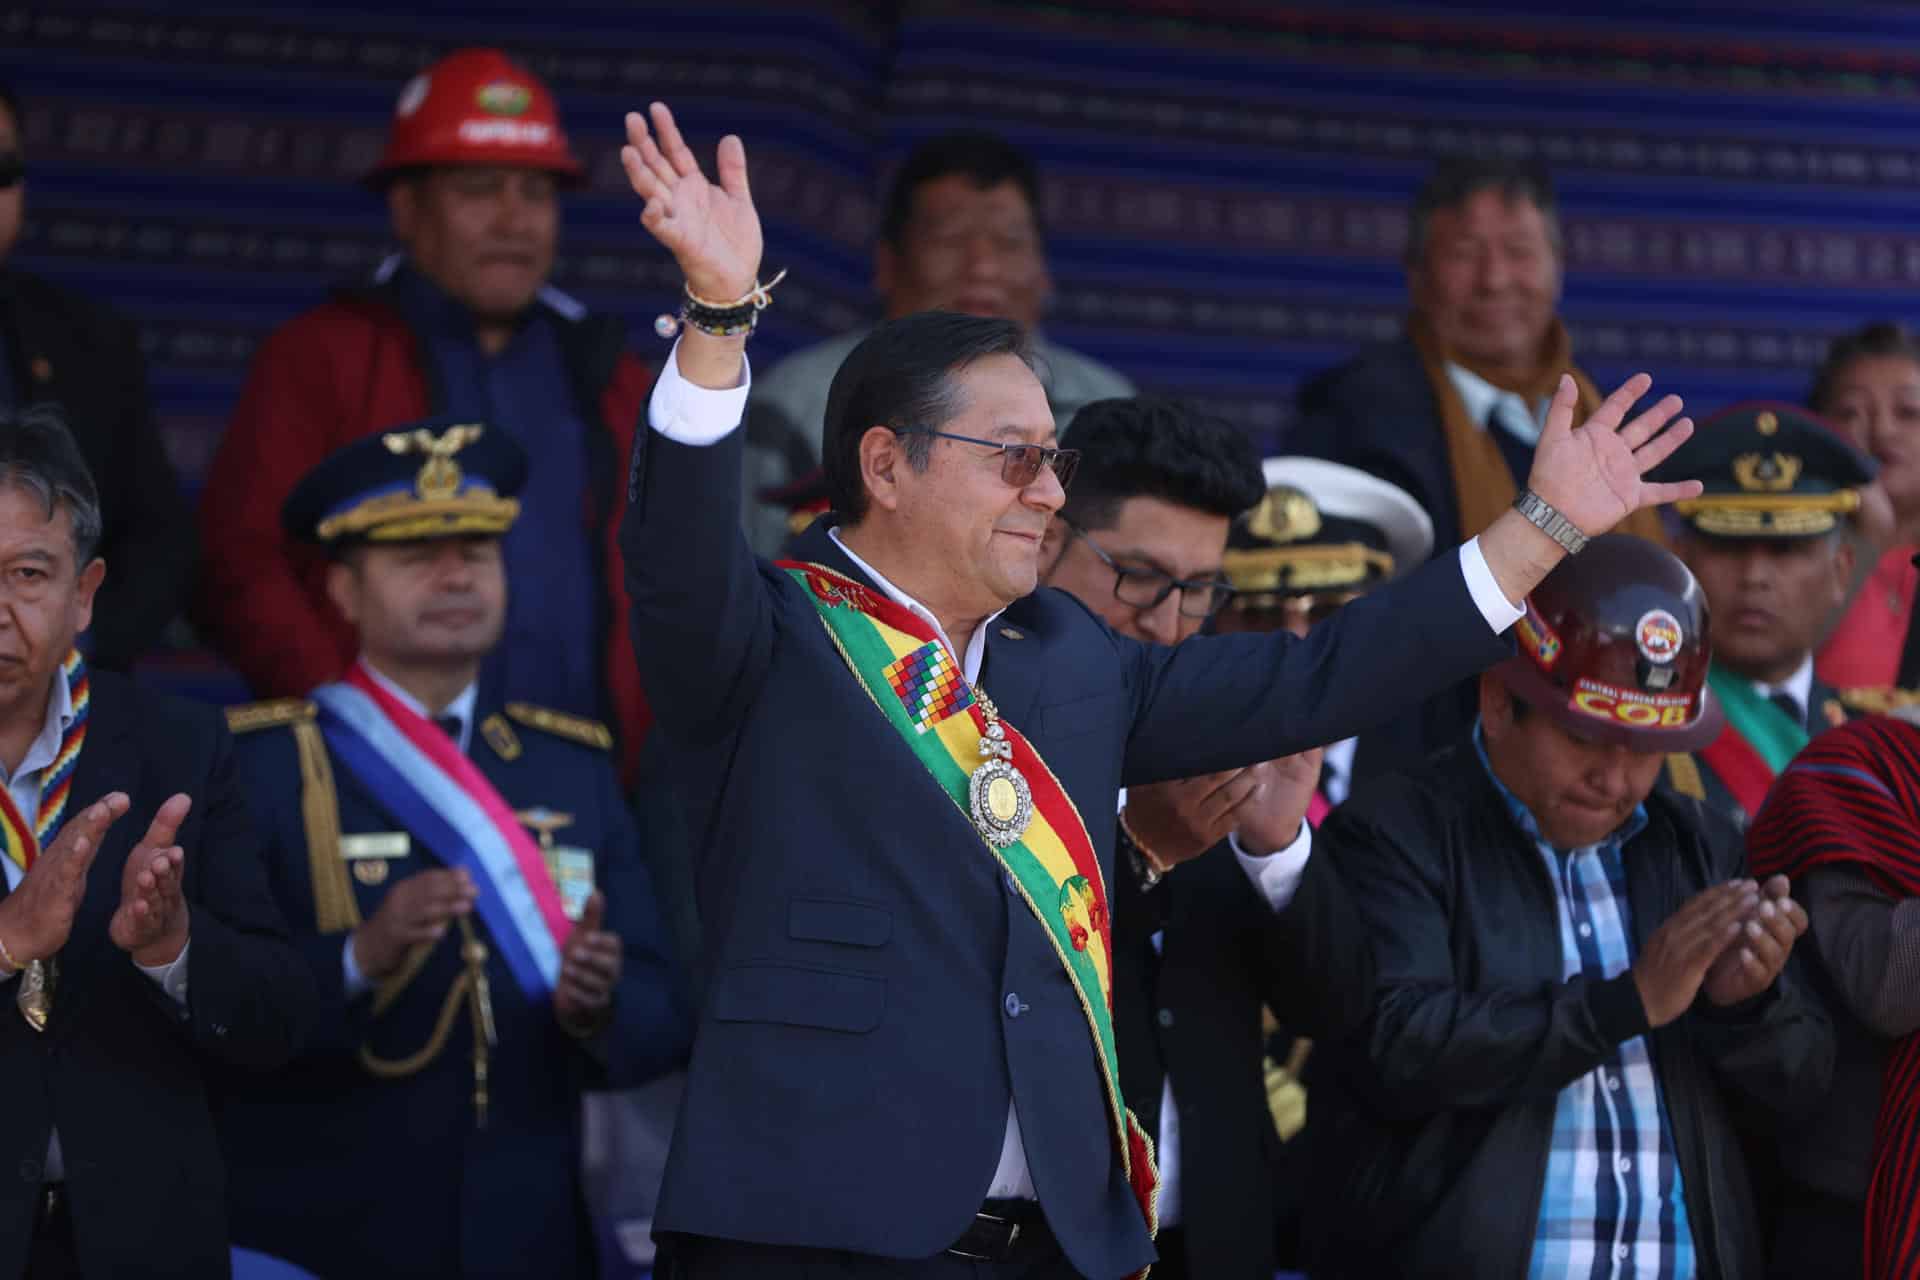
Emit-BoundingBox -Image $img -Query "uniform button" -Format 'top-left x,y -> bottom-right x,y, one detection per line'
1615,1243 -> 1631,1261
1617,1156 -> 1632,1174
1157,1008 -> 1175,1028
1578,923 -> 1593,939
1606,1074 -> 1621,1092
1003,993 -> 1027,1018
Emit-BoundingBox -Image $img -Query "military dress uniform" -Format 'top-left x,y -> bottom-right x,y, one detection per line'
1653,404 -> 1877,827
212,420 -> 690,1280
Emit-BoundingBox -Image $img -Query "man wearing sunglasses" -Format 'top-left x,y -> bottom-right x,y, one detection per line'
617,103 -> 1703,1280
1035,400 -> 1375,1280
0,81 -> 195,672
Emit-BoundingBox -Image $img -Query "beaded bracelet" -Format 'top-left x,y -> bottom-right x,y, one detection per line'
655,268 -> 789,340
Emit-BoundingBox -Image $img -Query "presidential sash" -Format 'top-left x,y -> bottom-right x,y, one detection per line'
780,562 -> 1159,1244
312,665 -> 572,1000
1698,666 -> 1807,818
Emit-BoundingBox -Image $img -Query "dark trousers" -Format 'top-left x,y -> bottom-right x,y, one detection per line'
25,1187 -> 79,1280
1767,1186 -> 1864,1280
658,1235 -> 1079,1279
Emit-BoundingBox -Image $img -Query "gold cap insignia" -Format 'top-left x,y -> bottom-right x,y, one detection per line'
383,424 -> 487,501
1756,411 -> 1779,436
1246,486 -> 1321,545
1732,451 -> 1802,493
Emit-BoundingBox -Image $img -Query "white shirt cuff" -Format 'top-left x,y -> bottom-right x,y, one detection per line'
135,938 -> 190,1006
1459,536 -> 1526,633
647,338 -> 753,445
1229,822 -> 1313,912
342,934 -> 371,998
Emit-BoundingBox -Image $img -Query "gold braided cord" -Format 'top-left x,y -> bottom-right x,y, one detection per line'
359,969 -> 473,1079
293,720 -> 359,935
1672,491 -> 1861,514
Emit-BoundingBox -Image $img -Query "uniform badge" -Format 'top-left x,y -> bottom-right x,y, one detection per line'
1635,609 -> 1683,664
354,859 -> 390,887
340,832 -> 410,859
517,808 -> 593,920
481,713 -> 521,762
1732,451 -> 1802,494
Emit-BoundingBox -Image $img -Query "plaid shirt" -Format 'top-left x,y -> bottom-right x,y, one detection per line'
1474,728 -> 1697,1280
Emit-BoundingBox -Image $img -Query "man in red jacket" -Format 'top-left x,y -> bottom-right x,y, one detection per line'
198,48 -> 652,769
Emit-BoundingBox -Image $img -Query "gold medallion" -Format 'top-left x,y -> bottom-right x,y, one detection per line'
353,859 -> 390,887
966,690 -> 1033,847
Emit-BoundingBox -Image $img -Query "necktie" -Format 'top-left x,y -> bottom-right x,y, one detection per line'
1483,400 -> 1538,490
1768,692 -> 1804,730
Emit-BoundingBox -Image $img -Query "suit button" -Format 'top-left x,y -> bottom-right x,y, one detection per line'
1157,1008 -> 1175,1028
1003,992 -> 1028,1018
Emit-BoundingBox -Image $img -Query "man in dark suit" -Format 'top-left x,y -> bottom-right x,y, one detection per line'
616,102 -> 1702,1279
216,423 -> 691,1279
1289,158 -> 1666,772
1033,399 -> 1374,1280
1659,404 -> 1874,828
0,81 -> 196,671
0,405 -> 313,1278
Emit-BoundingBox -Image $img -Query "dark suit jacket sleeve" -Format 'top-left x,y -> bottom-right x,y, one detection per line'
173,723 -> 318,1069
576,758 -> 694,1087
87,317 -> 195,671
1682,804 -> 1834,1116
1117,550 -> 1512,786
1324,800 -> 1651,1120
621,412 -> 773,746
1251,846 -> 1377,1042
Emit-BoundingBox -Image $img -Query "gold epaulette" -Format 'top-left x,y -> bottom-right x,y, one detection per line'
505,702 -> 612,751
1664,753 -> 1707,801
224,698 -> 316,734
1839,686 -> 1920,716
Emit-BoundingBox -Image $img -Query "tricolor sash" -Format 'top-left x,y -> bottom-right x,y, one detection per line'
779,562 -> 1159,1246
312,666 -> 572,1000
1699,666 -> 1808,818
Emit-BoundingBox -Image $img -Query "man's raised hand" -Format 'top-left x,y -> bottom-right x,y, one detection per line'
109,793 -> 193,965
0,793 -> 129,966
1529,373 -> 1703,538
621,103 -> 762,304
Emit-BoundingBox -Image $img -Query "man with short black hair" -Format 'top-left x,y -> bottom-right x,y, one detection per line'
741,131 -> 1132,553
619,102 -> 1698,1278
0,405 -> 313,1278
0,80 -> 195,671
1038,398 -> 1370,1280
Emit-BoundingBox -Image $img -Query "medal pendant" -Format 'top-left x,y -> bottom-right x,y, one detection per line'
17,958 -> 53,1032
967,713 -> 1033,847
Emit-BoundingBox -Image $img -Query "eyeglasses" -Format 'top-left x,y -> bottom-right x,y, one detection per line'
0,153 -> 21,190
1067,522 -> 1237,619
891,427 -> 1080,491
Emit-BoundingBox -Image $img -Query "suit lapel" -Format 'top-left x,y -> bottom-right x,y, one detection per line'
69,673 -> 137,941
981,621 -> 1045,737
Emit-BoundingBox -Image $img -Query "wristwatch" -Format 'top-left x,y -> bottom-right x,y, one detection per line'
1514,488 -> 1589,555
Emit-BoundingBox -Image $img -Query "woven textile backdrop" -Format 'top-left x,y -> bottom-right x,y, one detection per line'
6,0 -> 1920,481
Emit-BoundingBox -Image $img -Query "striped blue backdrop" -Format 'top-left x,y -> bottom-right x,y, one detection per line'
6,0 -> 1920,481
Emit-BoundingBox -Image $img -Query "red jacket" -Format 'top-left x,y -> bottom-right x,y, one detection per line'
198,288 -> 652,772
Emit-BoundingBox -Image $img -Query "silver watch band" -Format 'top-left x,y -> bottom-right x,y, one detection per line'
1514,489 -> 1589,555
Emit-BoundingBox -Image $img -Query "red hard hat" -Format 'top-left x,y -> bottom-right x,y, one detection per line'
1496,534 -> 1726,752
366,48 -> 585,187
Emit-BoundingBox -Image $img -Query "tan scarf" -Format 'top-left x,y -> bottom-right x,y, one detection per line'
1409,313 -> 1666,546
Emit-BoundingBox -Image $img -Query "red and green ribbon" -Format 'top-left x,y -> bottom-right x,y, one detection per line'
780,562 -> 1159,1251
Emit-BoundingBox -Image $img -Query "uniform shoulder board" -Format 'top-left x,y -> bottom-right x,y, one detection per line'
504,702 -> 612,751
224,698 -> 317,734
1838,686 -> 1920,716
1663,753 -> 1707,801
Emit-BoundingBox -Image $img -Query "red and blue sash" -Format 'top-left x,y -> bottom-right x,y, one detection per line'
312,664 -> 572,1000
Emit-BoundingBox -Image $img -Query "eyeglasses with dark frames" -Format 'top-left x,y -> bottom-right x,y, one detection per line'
890,427 -> 1080,491
1066,522 -> 1237,619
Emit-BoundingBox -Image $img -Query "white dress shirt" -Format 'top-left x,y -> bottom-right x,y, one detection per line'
645,338 -> 1527,1208
339,661 -> 479,997
0,663 -> 189,1180
1447,361 -> 1548,448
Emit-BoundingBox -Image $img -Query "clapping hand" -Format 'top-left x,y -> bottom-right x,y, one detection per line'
109,793 -> 193,966
555,891 -> 622,1036
1703,874 -> 1807,1007
0,793 -> 129,966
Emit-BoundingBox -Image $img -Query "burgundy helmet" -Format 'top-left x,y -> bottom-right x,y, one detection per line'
1496,534 -> 1725,752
